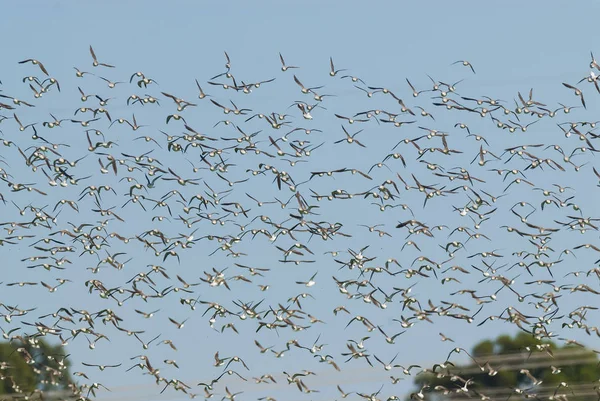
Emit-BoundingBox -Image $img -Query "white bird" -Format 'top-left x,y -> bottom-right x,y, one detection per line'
297,103 -> 313,120
296,272 -> 317,287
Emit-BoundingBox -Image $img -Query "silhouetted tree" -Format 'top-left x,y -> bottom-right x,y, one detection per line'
0,336 -> 72,396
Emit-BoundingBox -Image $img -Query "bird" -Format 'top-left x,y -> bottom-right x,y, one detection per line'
168,317 -> 189,329
373,353 -> 401,371
18,59 -> 50,76
334,125 -> 367,147
89,45 -> 115,68
406,79 -> 430,97
279,53 -> 299,71
329,57 -> 346,77
452,60 -> 476,74
81,362 -> 122,371
293,75 -> 323,94
562,82 -> 586,108
296,272 -> 318,287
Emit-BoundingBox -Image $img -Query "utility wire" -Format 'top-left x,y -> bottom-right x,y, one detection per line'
443,356 -> 598,375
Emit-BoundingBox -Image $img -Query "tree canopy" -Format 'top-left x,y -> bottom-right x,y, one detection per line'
410,332 -> 599,400
0,336 -> 73,396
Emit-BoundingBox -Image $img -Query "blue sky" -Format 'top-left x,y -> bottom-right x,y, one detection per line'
2,1 -> 600,401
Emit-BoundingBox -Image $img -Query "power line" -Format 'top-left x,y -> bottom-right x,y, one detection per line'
444,383 -> 600,401
457,381 -> 597,395
447,348 -> 595,366
446,356 -> 598,376
448,390 -> 599,401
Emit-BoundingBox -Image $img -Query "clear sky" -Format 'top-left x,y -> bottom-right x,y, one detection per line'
2,1 -> 600,401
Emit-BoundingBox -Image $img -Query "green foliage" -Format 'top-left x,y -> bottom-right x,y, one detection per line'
471,339 -> 493,358
0,337 -> 72,395
411,332 -> 599,400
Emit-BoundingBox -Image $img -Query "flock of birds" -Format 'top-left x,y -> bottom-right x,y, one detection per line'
1,46 -> 600,401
